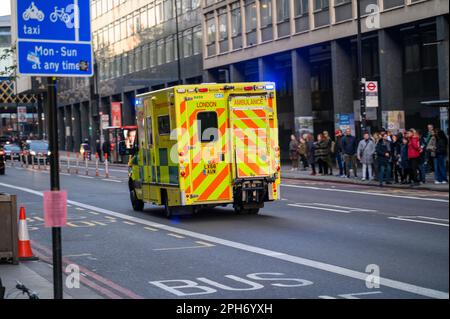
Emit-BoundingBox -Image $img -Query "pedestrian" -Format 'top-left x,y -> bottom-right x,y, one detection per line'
96,139 -> 102,162
315,134 -> 329,175
102,140 -> 111,161
80,138 -> 91,160
372,132 -> 380,181
298,136 -> 308,171
376,133 -> 393,187
341,128 -> 358,178
334,129 -> 345,177
357,132 -> 375,181
289,134 -> 300,170
399,137 -> 410,184
425,123 -> 435,173
323,131 -> 334,176
417,130 -> 427,183
306,134 -> 316,175
392,134 -> 402,184
407,129 -> 422,186
433,130 -> 449,184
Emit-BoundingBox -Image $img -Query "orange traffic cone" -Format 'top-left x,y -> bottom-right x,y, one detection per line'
18,207 -> 38,261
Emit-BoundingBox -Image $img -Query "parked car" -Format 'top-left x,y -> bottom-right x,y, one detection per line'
0,146 -> 5,175
2,143 -> 22,161
22,140 -> 50,164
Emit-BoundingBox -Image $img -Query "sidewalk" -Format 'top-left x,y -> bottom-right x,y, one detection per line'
58,150 -> 128,167
0,260 -> 103,299
281,165 -> 449,192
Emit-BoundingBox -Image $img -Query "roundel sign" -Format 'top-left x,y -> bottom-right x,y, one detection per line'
365,81 -> 379,108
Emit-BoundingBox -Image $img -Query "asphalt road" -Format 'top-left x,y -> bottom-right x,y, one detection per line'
0,164 -> 448,299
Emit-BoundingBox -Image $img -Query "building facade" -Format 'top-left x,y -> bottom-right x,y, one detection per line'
202,0 -> 449,154
57,0 -> 203,152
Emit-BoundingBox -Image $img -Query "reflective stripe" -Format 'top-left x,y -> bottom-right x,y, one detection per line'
18,219 -> 30,241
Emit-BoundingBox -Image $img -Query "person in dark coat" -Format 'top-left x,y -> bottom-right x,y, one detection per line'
334,130 -> 345,177
375,133 -> 393,187
315,134 -> 330,175
434,130 -> 449,184
341,128 -> 358,178
95,139 -> 102,162
399,137 -> 410,184
306,134 -> 316,175
102,140 -> 111,161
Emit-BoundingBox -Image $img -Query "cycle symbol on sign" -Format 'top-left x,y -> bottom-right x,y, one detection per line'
49,5 -> 79,29
22,2 -> 45,22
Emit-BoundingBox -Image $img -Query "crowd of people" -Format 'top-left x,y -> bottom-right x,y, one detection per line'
288,124 -> 449,187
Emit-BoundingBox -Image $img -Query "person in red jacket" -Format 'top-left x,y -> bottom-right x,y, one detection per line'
407,129 -> 422,186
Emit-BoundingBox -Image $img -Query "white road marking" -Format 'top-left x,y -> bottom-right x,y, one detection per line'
102,179 -> 122,183
388,217 -> 449,227
78,175 -> 94,179
288,204 -> 350,213
86,211 -> 99,215
0,182 -> 448,300
313,203 -> 376,212
75,207 -> 85,211
416,216 -> 449,222
319,291 -> 382,299
144,226 -> 158,232
60,173 -> 70,176
123,221 -> 136,225
167,233 -> 185,239
281,184 -> 449,203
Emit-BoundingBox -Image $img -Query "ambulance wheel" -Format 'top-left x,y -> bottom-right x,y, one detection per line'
234,206 -> 246,215
162,194 -> 173,218
130,189 -> 144,211
0,168 -> 5,175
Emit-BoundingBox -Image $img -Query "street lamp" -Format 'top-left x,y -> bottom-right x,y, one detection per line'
356,0 -> 367,133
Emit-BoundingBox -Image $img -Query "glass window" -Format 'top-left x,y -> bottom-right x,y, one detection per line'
134,12 -> 141,33
155,1 -> 163,24
142,44 -> 149,70
122,53 -> 128,75
183,0 -> 192,11
157,39 -> 165,65
103,28 -> 109,45
193,26 -> 202,55
231,4 -> 241,36
150,42 -> 157,67
295,0 -> 309,16
276,0 -> 289,22
114,21 -> 120,43
146,117 -> 153,145
96,1 -> 102,17
206,16 -> 216,44
148,6 -> 155,27
192,0 -> 201,9
120,17 -> 127,40
115,56 -> 121,77
166,36 -> 174,63
135,47 -> 142,71
102,0 -> 108,15
91,1 -> 97,19
183,29 -> 193,58
163,0 -> 173,21
314,0 -> 329,10
129,51 -> 135,73
127,15 -> 134,37
245,1 -> 257,32
197,112 -> 218,143
109,25 -> 115,43
140,8 -> 148,30
218,9 -> 228,40
158,115 -> 171,135
260,0 -> 272,27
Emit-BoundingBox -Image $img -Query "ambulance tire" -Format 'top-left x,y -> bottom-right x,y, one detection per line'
247,208 -> 260,215
130,188 -> 144,211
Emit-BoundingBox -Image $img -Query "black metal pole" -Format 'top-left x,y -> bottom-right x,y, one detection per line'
174,0 -> 182,84
47,76 -> 63,299
356,0 -> 367,133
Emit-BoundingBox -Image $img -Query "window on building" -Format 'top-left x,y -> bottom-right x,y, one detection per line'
158,115 -> 171,135
231,3 -> 242,37
109,25 -> 115,44
155,1 -> 163,24
91,1 -> 97,19
206,15 -> 216,44
314,0 -> 329,10
114,21 -> 120,43
193,26 -> 202,55
129,50 -> 135,73
96,1 -> 102,17
140,8 -> 148,30
295,0 -> 309,16
150,42 -> 157,67
276,0 -> 289,22
115,56 -> 121,77
245,1 -> 257,32
183,29 -> 193,58
103,28 -> 109,46
166,36 -> 174,63
122,53 -> 129,74
148,5 -> 156,27
157,39 -> 165,65
135,47 -> 142,71
192,0 -> 201,9
142,44 -> 149,70
197,112 -> 218,143
163,0 -> 173,21
127,15 -> 134,37
260,0 -> 272,27
183,0 -> 192,11
218,9 -> 228,40
102,0 -> 108,15
134,12 -> 141,33
120,17 -> 127,40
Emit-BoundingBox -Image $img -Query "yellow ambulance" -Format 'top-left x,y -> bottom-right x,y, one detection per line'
126,82 -> 281,217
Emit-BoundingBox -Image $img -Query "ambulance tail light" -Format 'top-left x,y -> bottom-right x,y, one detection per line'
244,86 -> 254,91
198,88 -> 209,93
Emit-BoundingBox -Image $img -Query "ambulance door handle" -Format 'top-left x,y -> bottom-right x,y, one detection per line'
220,153 -> 225,162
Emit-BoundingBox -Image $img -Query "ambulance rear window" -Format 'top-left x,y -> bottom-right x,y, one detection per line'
158,115 -> 170,135
198,112 -> 218,143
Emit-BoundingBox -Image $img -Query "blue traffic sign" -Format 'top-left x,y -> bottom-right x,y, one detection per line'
15,0 -> 93,77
